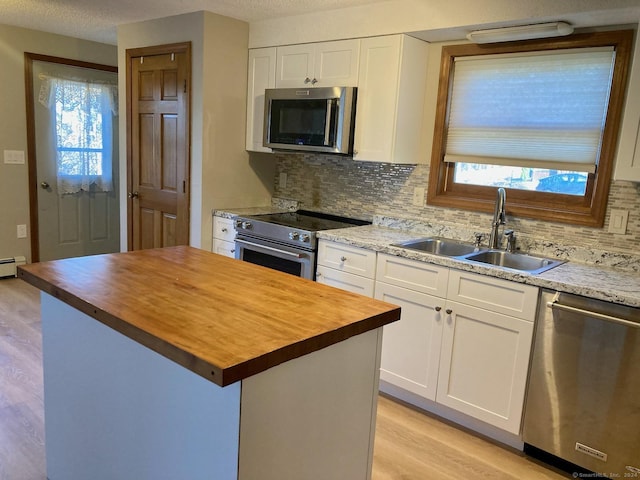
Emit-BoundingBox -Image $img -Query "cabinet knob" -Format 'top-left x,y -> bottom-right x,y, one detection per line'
311,78 -> 318,85
435,306 -> 442,312
340,256 -> 347,262
446,308 -> 453,315
304,77 -> 311,84
221,228 -> 228,233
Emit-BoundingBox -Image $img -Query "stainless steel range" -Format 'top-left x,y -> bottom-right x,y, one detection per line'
234,210 -> 369,280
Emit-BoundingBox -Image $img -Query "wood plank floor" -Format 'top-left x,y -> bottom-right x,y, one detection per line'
0,277 -> 570,480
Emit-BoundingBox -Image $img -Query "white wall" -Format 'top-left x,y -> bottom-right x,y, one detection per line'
0,24 -> 116,263
248,0 -> 640,47
118,11 -> 275,252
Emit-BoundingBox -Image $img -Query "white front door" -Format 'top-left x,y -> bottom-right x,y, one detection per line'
31,59 -> 119,261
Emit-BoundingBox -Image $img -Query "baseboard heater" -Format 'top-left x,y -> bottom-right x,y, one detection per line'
0,256 -> 26,278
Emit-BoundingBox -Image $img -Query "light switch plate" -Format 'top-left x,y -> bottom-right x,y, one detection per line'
608,209 -> 629,234
4,150 -> 25,164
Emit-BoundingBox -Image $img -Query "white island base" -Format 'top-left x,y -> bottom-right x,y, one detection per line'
41,293 -> 383,480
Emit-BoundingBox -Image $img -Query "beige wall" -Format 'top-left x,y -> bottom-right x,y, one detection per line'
0,24 -> 116,263
118,11 -> 275,252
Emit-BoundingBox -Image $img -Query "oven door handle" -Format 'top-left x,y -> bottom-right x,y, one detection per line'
235,239 -> 303,259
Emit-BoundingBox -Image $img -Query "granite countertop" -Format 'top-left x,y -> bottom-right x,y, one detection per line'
18,246 -> 400,387
214,205 -> 640,308
317,224 -> 640,308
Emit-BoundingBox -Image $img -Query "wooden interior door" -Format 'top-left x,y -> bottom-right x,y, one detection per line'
127,43 -> 190,250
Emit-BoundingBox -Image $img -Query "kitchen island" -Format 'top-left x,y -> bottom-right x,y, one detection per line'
18,246 -> 400,480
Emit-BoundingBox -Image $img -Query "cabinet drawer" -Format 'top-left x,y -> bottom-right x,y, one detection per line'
376,254 -> 448,298
447,270 -> 539,321
213,217 -> 236,242
213,239 -> 236,258
316,265 -> 374,297
317,240 -> 376,279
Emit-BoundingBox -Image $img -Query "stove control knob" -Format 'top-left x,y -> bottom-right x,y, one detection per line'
300,234 -> 310,243
289,231 -> 299,240
241,221 -> 252,230
234,219 -> 243,228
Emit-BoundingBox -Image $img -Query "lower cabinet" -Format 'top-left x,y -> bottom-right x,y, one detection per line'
316,242 -> 539,439
213,216 -> 236,258
374,281 -> 443,400
316,240 -> 376,296
375,253 -> 538,436
436,300 -> 534,434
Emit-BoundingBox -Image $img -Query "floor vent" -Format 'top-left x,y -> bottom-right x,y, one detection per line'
0,256 -> 26,278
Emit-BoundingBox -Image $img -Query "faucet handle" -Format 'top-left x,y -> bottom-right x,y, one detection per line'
504,230 -> 516,252
473,232 -> 485,249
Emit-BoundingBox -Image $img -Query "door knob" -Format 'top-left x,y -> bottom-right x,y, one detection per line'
128,191 -> 139,199
40,181 -> 50,189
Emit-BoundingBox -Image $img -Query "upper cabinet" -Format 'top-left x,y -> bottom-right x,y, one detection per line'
246,47 -> 276,153
245,35 -> 430,162
353,35 -> 429,164
275,40 -> 360,88
614,31 -> 640,181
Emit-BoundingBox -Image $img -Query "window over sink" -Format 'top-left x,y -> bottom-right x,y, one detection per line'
427,30 -> 633,227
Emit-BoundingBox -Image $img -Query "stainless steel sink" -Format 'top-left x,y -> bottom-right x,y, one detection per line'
393,237 -> 480,257
464,250 -> 564,274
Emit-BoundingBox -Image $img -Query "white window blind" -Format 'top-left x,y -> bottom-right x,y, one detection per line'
444,47 -> 616,173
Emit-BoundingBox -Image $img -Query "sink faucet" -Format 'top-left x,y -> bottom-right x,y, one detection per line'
489,187 -> 506,249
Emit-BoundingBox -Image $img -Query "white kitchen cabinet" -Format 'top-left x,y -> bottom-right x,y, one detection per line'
436,271 -> 537,435
246,47 -> 276,153
614,30 -> 640,181
375,254 -> 449,400
213,216 -> 236,258
316,240 -> 376,295
275,40 -> 360,88
353,34 -> 429,164
375,254 -> 538,436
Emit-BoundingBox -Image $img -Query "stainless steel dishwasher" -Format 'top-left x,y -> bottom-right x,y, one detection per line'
523,290 -> 640,476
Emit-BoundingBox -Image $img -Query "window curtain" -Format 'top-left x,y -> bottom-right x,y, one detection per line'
39,76 -> 117,194
444,47 -> 616,173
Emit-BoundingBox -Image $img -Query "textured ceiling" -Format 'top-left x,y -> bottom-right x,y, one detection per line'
2,0 -> 386,45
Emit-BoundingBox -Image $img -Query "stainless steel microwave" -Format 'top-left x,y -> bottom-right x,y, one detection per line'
263,86 -> 356,155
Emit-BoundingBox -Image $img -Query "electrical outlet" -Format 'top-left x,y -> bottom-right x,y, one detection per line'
412,187 -> 425,207
17,224 -> 27,238
608,209 -> 629,234
279,172 -> 287,189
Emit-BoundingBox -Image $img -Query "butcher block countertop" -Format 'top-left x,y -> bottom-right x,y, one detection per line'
18,246 -> 400,387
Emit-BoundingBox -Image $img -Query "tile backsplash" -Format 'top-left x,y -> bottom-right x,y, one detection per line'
272,152 -> 640,266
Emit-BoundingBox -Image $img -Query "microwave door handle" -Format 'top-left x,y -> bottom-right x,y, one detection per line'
324,99 -> 333,146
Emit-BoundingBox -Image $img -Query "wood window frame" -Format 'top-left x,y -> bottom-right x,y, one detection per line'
427,30 -> 634,227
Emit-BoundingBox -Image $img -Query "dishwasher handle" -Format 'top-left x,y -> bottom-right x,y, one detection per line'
547,300 -> 640,329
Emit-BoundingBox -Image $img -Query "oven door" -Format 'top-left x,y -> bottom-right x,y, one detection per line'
235,236 -> 316,280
